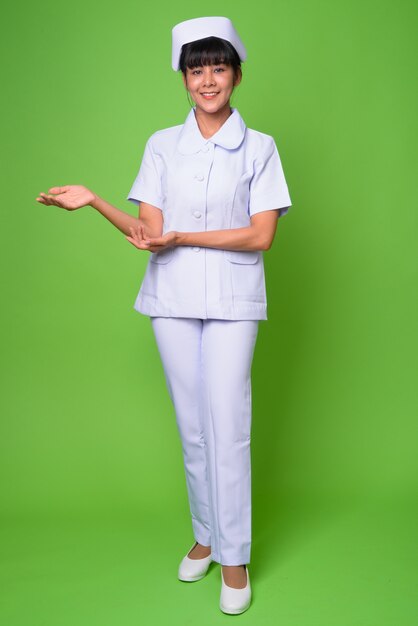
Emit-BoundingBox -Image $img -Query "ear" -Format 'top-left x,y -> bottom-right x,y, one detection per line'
234,67 -> 242,88
181,72 -> 188,90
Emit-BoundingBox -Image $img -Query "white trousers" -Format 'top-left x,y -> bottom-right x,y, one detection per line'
150,316 -> 259,566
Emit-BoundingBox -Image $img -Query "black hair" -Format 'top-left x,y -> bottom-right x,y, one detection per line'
179,36 -> 242,80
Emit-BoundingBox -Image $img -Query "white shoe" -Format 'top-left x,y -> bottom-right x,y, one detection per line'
220,565 -> 252,614
178,541 -> 212,582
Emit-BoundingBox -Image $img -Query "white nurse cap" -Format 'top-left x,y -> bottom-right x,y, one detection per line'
171,16 -> 247,71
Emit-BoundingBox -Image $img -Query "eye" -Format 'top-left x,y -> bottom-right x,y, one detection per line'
191,68 -> 202,75
214,67 -> 225,73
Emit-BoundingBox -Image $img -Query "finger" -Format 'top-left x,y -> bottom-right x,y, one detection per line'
136,227 -> 146,244
136,223 -> 145,240
39,192 -> 51,204
126,236 -> 141,248
51,195 -> 66,208
39,195 -> 53,206
128,226 -> 138,242
48,186 -> 70,194
40,193 -> 59,206
126,236 -> 148,249
141,225 -> 151,243
45,195 -> 59,206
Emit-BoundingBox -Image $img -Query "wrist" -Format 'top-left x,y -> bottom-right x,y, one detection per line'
88,192 -> 100,209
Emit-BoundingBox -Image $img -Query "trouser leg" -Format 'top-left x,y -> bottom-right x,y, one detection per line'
150,316 -> 211,547
201,319 -> 259,566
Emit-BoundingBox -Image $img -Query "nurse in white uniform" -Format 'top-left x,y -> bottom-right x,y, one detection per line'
36,16 -> 292,616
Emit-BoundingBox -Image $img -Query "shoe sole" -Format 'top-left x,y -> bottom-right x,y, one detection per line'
178,573 -> 207,582
178,563 -> 212,582
220,600 -> 251,615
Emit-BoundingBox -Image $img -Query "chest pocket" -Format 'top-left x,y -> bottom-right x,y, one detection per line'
150,247 -> 175,264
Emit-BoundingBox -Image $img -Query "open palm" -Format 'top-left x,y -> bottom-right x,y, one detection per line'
36,185 -> 96,210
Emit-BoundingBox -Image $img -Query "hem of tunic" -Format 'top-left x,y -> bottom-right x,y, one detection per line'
133,293 -> 268,321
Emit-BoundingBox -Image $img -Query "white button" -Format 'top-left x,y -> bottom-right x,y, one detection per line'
192,246 -> 201,252
193,211 -> 202,218
194,173 -> 205,181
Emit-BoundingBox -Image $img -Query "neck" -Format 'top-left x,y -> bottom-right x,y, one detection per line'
194,103 -> 233,139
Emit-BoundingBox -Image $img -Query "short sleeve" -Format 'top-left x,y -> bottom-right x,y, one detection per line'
126,136 -> 163,210
249,136 -> 292,218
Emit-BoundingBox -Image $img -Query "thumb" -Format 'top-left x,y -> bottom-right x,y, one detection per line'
48,186 -> 70,194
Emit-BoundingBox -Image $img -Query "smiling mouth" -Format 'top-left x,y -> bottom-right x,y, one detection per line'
201,92 -> 219,97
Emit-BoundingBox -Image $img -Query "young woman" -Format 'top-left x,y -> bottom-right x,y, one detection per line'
36,16 -> 292,615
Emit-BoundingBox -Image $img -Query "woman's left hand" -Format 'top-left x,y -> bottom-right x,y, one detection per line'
126,225 -> 177,253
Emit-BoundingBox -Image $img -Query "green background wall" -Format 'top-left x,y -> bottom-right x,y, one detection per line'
1,1 -> 416,624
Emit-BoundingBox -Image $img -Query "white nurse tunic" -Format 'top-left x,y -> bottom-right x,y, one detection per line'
126,106 -> 292,320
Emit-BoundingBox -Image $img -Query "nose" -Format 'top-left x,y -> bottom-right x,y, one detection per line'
202,68 -> 216,87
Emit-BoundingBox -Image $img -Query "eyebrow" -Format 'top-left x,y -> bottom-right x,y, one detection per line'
189,63 -> 227,69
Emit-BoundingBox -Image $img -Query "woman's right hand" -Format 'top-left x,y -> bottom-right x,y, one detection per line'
36,185 -> 96,211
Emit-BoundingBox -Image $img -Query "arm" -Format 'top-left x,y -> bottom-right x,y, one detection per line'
36,185 -> 163,239
138,209 -> 281,253
90,195 -> 163,238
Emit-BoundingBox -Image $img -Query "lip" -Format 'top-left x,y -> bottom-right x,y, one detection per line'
200,92 -> 219,99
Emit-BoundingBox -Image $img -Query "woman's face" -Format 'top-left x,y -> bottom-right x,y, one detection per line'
182,63 -> 242,114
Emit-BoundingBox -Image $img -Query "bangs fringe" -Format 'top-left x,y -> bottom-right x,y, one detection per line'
179,36 -> 241,73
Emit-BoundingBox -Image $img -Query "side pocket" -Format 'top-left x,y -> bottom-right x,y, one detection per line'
225,250 -> 260,264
